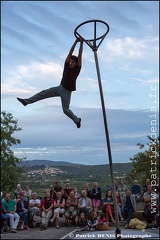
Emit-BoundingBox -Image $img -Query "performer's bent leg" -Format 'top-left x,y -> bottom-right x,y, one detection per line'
60,86 -> 79,123
24,86 -> 61,105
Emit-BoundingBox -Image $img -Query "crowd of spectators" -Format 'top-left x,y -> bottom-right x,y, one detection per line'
1,178 -> 159,234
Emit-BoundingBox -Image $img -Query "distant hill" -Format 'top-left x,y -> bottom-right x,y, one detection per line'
18,159 -> 84,167
18,160 -> 132,176
19,160 -> 133,197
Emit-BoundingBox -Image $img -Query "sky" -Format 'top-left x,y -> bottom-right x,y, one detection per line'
1,1 -> 159,165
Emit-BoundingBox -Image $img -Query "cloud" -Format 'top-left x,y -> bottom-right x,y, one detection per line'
131,77 -> 159,85
2,61 -> 63,96
101,36 -> 158,65
11,107 -> 159,165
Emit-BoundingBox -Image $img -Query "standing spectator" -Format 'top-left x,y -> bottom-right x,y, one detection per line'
64,182 -> 72,199
24,185 -> 32,203
50,185 -> 56,200
122,188 -> 136,229
50,191 -> 65,228
143,185 -> 157,224
16,192 -> 30,230
131,180 -> 141,199
91,182 -> 101,214
65,191 -> 78,225
61,189 -> 66,202
73,187 -> 81,200
40,192 -> 54,230
84,183 -> 92,198
14,184 -> 22,198
29,192 -> 41,227
3,193 -> 20,233
54,181 -> 63,194
103,190 -> 115,224
110,180 -> 118,192
118,179 -> 127,198
143,179 -> 150,193
78,190 -> 93,219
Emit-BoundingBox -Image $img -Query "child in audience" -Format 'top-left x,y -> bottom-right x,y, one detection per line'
97,212 -> 107,224
97,212 -> 111,231
88,211 -> 99,231
76,212 -> 88,231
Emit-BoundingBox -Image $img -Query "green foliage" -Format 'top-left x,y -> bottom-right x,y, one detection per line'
1,111 -> 24,193
126,136 -> 159,187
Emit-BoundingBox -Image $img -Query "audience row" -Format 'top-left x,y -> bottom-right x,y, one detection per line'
1,178 -> 159,234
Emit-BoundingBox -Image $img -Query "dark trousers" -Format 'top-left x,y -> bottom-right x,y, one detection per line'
144,206 -> 156,223
18,211 -> 28,226
124,206 -> 134,224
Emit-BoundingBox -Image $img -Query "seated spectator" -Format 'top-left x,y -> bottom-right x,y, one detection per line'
14,193 -> 21,203
91,182 -> 101,214
143,185 -> 157,224
87,211 -> 99,231
50,191 -> 65,228
97,212 -> 107,224
1,193 -> 8,234
40,192 -> 54,231
24,185 -> 32,203
73,187 -> 81,200
78,190 -> 93,219
16,192 -> 30,230
131,180 -> 141,199
65,191 -> 78,225
14,184 -> 22,198
143,179 -> 150,194
116,191 -> 124,221
97,212 -> 111,231
3,193 -> 20,233
29,192 -> 41,227
148,207 -> 160,229
103,190 -> 115,224
110,180 -> 118,192
118,179 -> 127,198
76,212 -> 88,232
122,188 -> 136,229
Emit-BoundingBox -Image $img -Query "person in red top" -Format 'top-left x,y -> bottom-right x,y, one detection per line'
40,192 -> 54,231
17,37 -> 83,128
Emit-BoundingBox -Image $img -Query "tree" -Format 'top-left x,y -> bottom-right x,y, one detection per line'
1,111 -> 24,194
126,136 -> 159,188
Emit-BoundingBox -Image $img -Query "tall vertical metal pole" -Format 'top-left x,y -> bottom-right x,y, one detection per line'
93,50 -> 121,239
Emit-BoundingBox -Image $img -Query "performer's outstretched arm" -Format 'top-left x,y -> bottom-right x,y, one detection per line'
77,40 -> 83,67
65,38 -> 83,65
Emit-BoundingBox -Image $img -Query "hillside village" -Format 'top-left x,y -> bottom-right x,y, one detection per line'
19,161 -> 132,197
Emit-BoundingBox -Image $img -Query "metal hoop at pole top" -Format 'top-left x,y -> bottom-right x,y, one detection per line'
74,19 -> 109,51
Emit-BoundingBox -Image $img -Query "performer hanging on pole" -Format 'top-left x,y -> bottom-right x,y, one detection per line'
17,37 -> 84,128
